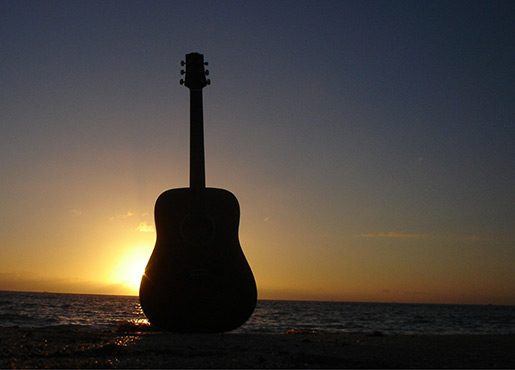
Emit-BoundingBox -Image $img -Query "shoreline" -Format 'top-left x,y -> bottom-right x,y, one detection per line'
1,326 -> 513,368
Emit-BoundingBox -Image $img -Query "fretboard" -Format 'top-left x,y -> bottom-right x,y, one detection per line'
189,88 -> 206,191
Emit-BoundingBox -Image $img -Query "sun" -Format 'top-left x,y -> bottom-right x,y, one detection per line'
111,246 -> 152,294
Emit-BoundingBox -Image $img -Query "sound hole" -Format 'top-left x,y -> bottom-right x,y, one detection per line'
181,214 -> 215,246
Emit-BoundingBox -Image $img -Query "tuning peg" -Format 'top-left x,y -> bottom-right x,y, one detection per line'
180,79 -> 184,85
205,70 -> 209,76
204,62 -> 209,66
206,79 -> 211,85
180,70 -> 185,75
181,60 -> 185,66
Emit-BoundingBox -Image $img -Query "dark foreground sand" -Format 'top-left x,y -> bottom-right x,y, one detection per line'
0,325 -> 513,369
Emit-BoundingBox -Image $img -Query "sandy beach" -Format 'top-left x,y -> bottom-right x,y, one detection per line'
0,324 -> 513,369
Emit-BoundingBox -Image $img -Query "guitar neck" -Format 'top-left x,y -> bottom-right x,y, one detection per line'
189,88 -> 206,191
181,52 -> 210,193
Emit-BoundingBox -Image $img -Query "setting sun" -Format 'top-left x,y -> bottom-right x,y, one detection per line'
111,246 -> 153,294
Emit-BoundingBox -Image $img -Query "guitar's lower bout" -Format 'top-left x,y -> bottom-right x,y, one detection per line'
139,187 -> 257,332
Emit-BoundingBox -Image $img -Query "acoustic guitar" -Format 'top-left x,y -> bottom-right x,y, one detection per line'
139,53 -> 257,332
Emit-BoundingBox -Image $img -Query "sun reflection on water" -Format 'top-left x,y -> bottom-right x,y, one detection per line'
112,335 -> 141,347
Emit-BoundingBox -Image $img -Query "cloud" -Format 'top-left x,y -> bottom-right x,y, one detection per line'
136,222 -> 155,232
359,232 -> 428,239
69,208 -> 82,216
110,210 -> 135,222
463,234 -> 489,242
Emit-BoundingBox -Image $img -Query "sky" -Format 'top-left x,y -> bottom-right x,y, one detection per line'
1,0 -> 514,305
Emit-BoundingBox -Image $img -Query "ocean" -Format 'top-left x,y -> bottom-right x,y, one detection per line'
0,290 -> 513,335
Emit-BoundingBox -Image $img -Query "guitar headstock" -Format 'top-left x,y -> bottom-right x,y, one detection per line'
180,52 -> 210,90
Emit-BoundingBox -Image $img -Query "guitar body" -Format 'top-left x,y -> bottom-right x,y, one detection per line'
140,187 -> 257,332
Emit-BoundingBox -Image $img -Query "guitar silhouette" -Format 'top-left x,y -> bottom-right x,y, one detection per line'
139,53 -> 257,332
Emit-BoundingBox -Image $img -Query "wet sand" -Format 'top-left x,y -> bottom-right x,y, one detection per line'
1,325 -> 513,368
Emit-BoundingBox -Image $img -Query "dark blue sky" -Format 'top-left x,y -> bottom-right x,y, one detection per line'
1,0 -> 514,303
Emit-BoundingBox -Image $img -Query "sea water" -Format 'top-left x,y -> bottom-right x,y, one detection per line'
0,291 -> 513,335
